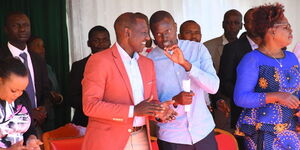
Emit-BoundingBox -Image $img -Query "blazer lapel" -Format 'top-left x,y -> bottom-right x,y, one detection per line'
240,35 -> 253,53
217,36 -> 224,57
137,56 -> 148,100
111,44 -> 134,104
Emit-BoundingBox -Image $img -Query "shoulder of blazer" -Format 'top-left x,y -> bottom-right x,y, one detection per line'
224,35 -> 251,53
72,55 -> 91,68
0,45 -> 13,59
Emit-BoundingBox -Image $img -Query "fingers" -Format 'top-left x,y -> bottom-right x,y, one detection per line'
161,100 -> 175,106
286,95 -> 299,109
164,44 -> 179,51
163,50 -> 172,59
135,100 -> 166,116
146,95 -> 153,102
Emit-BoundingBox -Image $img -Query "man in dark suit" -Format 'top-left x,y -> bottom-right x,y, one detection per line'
0,12 -> 52,135
218,8 -> 261,149
219,8 -> 261,129
69,25 -> 111,127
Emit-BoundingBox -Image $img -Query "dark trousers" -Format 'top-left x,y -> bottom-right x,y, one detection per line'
157,130 -> 218,150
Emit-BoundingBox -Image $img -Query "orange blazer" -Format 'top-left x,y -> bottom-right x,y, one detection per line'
81,44 -> 158,150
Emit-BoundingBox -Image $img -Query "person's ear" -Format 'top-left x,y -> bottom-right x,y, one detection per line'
87,40 -> 91,48
178,33 -> 182,40
222,21 -> 225,29
174,23 -> 177,32
239,22 -> 243,30
124,27 -> 131,38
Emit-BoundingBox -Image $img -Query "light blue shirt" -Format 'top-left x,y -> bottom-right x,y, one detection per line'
147,40 -> 219,144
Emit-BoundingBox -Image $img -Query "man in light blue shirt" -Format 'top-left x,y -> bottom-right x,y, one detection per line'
148,10 -> 219,150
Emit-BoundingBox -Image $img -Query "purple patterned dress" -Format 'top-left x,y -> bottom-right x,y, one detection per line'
0,101 -> 31,148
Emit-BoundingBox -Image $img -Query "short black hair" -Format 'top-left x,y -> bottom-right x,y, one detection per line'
27,36 -> 42,46
4,11 -> 28,26
150,10 -> 174,33
223,9 -> 242,22
114,12 -> 148,39
135,12 -> 149,23
88,26 -> 110,40
179,20 -> 199,33
0,57 -> 27,80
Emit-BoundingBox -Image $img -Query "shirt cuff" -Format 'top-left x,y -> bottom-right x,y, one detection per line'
128,105 -> 134,118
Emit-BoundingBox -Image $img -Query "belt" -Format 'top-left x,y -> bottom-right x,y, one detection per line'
128,125 -> 144,133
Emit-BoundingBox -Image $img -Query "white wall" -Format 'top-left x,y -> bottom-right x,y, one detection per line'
67,0 -> 300,64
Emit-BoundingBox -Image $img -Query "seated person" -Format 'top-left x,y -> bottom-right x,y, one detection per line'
0,57 -> 42,149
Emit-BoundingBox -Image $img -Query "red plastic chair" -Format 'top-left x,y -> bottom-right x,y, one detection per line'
49,137 -> 84,150
214,128 -> 238,150
151,136 -> 159,150
42,123 -> 86,150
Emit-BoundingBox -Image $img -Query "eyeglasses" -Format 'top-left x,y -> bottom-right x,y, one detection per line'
273,23 -> 292,31
155,29 -> 172,38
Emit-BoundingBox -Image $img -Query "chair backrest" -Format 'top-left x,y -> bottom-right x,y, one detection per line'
42,123 -> 86,150
214,128 -> 238,150
49,136 -> 84,150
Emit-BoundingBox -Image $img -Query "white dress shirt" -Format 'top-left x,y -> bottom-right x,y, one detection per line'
116,42 -> 145,127
246,35 -> 259,50
7,42 -> 37,106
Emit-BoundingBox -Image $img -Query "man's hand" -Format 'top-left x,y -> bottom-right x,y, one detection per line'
134,96 -> 165,117
50,91 -> 63,104
172,91 -> 195,106
163,45 -> 191,71
32,106 -> 47,126
216,99 -> 230,118
155,100 -> 177,122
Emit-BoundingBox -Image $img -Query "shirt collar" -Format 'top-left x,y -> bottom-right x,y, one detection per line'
116,42 -> 139,62
7,42 -> 29,57
222,35 -> 229,45
246,35 -> 259,50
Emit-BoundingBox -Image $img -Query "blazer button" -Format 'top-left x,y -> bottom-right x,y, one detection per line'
128,129 -> 132,133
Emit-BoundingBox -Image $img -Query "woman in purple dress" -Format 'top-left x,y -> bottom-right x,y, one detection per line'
234,3 -> 300,150
0,58 -> 42,150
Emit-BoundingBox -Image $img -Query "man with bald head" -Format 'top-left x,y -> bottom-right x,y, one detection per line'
178,20 -> 202,42
204,9 -> 242,73
81,12 -> 176,150
148,10 -> 219,150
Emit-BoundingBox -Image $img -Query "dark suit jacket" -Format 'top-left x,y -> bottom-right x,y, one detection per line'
68,55 -> 90,127
0,45 -> 52,107
0,44 -> 52,139
218,34 -> 252,128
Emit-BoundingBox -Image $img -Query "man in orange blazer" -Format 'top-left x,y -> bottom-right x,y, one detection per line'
81,12 -> 175,150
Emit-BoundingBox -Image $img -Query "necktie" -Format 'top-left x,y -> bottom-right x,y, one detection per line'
19,53 -> 36,108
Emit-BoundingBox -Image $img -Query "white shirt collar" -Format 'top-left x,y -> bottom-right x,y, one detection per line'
246,35 -> 259,50
7,42 -> 29,58
116,42 -> 139,62
222,35 -> 229,45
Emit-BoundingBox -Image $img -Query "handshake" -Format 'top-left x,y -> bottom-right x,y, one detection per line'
134,95 -> 178,123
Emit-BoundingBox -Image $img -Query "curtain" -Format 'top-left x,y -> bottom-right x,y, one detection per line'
67,0 -> 300,63
66,0 -> 184,63
0,0 -> 70,127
